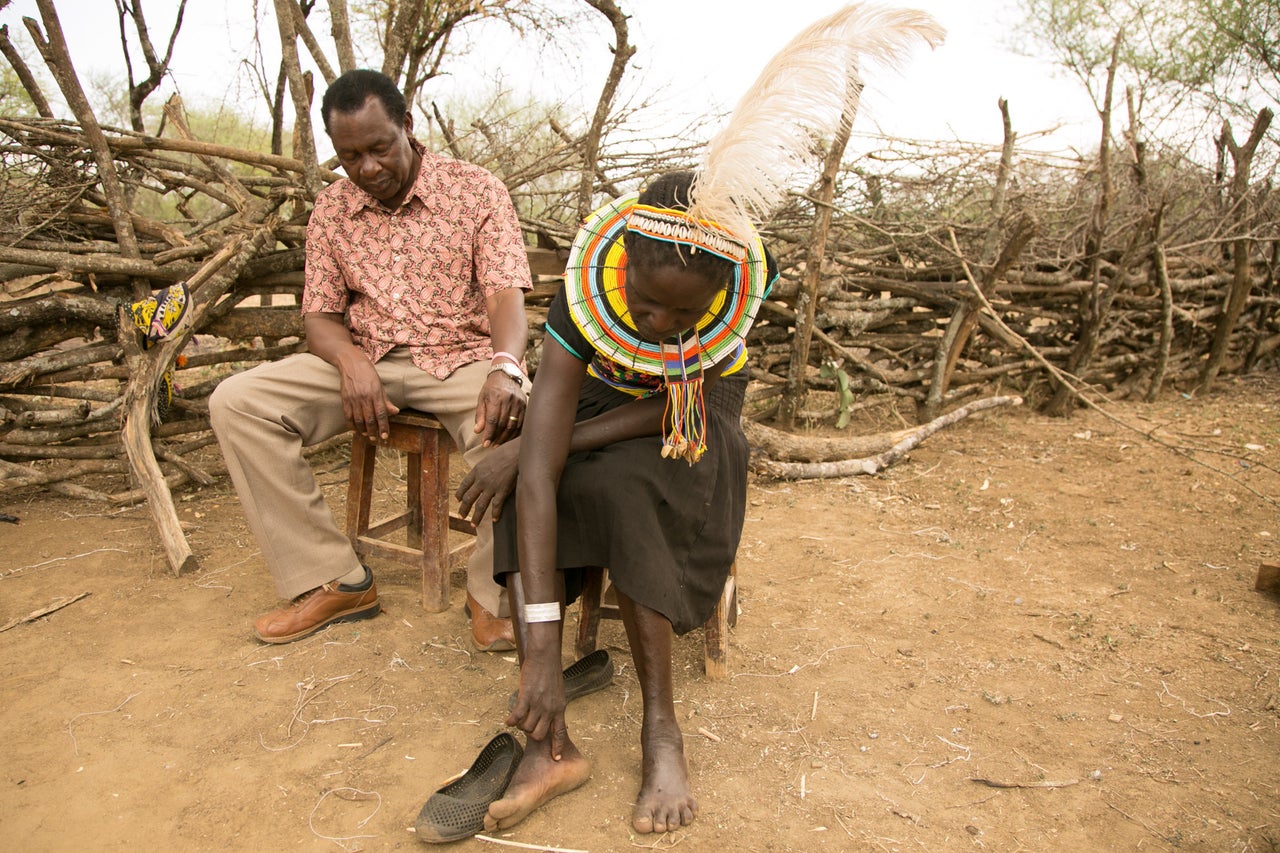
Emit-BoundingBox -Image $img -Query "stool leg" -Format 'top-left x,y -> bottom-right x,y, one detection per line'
418,426 -> 450,612
406,449 -> 423,551
575,567 -> 606,659
345,432 -> 376,544
703,563 -> 736,681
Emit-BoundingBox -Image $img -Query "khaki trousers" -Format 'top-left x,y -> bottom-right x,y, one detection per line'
209,349 -> 507,615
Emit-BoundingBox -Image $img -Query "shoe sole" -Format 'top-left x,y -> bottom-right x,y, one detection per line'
472,634 -> 516,653
253,600 -> 382,644
415,732 -> 523,843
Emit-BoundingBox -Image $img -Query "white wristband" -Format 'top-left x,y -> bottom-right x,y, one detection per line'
521,602 -> 561,623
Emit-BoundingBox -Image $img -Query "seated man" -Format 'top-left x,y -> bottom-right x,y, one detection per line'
210,69 -> 530,650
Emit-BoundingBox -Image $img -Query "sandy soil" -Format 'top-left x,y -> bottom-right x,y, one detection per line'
2,375 -> 1278,852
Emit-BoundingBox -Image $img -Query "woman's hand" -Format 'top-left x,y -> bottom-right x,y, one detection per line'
456,439 -> 520,524
505,646 -> 569,758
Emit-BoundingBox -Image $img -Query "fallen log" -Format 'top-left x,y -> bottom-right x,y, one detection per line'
0,340 -> 120,387
753,395 -> 1023,479
0,456 -> 126,489
0,290 -> 116,332
742,418 -> 912,463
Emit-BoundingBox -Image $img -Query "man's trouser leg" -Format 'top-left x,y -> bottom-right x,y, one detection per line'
211,350 -> 509,614
209,353 -> 364,599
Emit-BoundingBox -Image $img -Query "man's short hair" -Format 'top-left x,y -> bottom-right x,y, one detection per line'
321,69 -> 408,132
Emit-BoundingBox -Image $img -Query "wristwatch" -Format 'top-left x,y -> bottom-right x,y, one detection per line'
488,360 -> 528,392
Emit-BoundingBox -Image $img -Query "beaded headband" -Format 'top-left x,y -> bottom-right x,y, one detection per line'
625,204 -> 749,262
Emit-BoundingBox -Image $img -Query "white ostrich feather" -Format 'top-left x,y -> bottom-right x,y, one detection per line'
687,3 -> 945,240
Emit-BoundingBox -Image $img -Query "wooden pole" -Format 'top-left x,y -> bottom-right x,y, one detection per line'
921,99 -> 1019,422
778,74 -> 859,428
1199,107 -> 1274,393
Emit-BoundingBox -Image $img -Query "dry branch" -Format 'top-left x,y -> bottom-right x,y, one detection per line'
970,777 -> 1079,790
753,395 -> 1023,479
742,419 -> 911,463
0,591 -> 91,632
1200,107 -> 1275,392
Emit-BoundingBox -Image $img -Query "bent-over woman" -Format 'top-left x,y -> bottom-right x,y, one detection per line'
458,170 -> 775,834
450,5 -> 945,835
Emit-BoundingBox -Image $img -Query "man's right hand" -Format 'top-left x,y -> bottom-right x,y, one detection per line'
338,351 -> 399,440
305,312 -> 399,441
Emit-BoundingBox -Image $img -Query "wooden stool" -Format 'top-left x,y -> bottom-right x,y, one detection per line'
344,410 -> 476,612
574,563 -> 739,680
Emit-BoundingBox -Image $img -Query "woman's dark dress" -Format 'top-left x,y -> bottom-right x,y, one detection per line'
493,290 -> 749,635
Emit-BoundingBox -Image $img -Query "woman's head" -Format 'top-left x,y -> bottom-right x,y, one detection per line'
623,171 -> 737,342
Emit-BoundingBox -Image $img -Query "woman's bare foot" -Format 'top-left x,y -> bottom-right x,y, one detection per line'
484,737 -> 591,832
632,721 -> 697,834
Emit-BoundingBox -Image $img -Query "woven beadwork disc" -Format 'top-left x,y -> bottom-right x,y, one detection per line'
563,193 -> 768,375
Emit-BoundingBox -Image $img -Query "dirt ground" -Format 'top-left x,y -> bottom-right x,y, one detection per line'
2,375 -> 1279,853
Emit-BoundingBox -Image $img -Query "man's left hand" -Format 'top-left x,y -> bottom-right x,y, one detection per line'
474,369 -> 526,447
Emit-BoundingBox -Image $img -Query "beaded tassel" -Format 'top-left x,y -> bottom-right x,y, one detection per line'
660,332 -> 706,464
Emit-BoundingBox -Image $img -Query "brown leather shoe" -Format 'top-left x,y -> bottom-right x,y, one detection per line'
253,577 -> 381,644
466,592 -> 515,652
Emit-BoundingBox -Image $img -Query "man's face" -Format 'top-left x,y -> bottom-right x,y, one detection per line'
327,95 -> 418,208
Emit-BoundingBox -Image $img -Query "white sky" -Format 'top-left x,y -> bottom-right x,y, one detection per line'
3,0 -> 1102,155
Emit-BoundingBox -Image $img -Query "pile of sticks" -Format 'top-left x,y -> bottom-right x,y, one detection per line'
2,114 -> 1278,569
753,244 -> 1278,408
745,103 -> 1279,423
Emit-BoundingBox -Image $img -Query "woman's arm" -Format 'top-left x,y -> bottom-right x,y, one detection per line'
513,341 -> 584,610
505,341 -> 583,753
455,354 -> 730,523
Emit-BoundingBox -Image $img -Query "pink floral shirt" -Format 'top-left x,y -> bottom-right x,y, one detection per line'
303,141 -> 531,379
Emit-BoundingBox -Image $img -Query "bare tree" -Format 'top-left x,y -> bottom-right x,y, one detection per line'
574,0 -> 633,219
1199,106 -> 1274,392
1045,30 -> 1122,417
355,1 -> 576,110
921,99 -> 1035,422
0,23 -> 52,116
285,0 -> 337,87
113,0 -> 187,133
328,0 -> 355,73
777,79 -> 858,428
25,1 -> 142,279
272,0 -> 321,196
378,0 -> 421,84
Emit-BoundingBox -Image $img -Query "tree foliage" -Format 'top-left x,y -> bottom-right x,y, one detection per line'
1191,0 -> 1280,112
347,0 -> 581,108
1014,0 -> 1278,142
